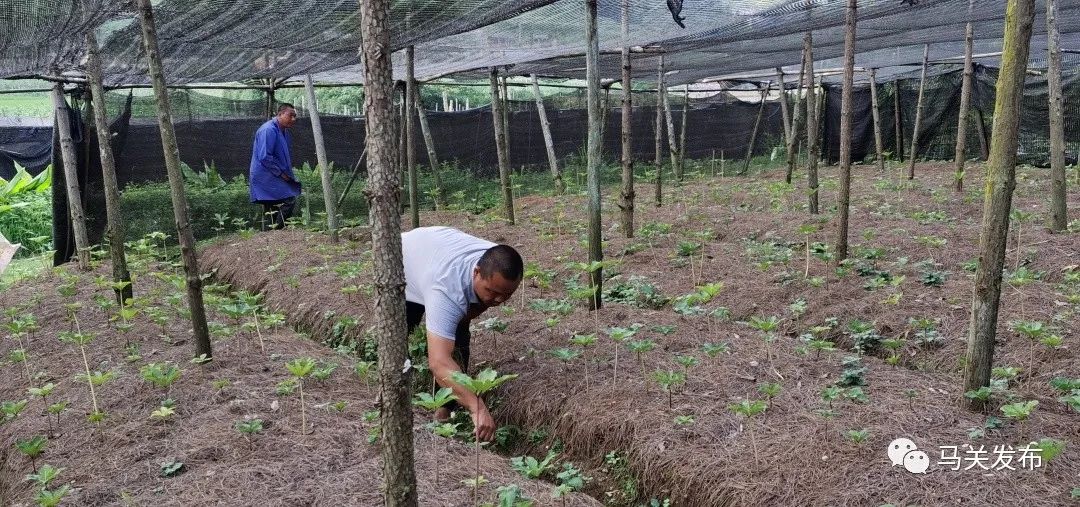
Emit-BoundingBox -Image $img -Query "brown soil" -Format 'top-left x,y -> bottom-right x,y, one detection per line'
0,263 -> 600,506
201,161 -> 1080,506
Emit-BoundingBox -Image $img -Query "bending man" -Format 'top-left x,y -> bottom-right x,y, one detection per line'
249,102 -> 300,230
403,226 -> 522,442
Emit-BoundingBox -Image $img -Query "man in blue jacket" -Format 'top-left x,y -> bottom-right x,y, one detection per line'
249,103 -> 301,230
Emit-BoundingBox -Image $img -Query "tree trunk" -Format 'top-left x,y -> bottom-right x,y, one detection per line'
530,74 -> 564,193
619,0 -> 634,237
869,68 -> 885,173
1046,0 -> 1068,232
586,0 -> 603,311
975,108 -> 990,160
954,23 -> 974,193
85,31 -> 133,300
835,0 -> 857,263
786,50 -> 807,184
405,46 -> 418,228
907,44 -> 930,180
777,68 -> 792,164
135,0 -> 211,360
679,89 -> 689,172
742,85 -> 769,175
51,85 -> 91,271
894,80 -> 904,163
490,68 -> 515,224
654,55 -> 664,207
304,74 -> 339,242
414,87 -> 446,209
359,0 -> 418,502
964,0 -> 1036,410
501,73 -> 511,166
662,81 -> 680,181
804,32 -> 820,214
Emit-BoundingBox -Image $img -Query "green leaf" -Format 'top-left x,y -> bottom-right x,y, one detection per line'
160,459 -> 184,477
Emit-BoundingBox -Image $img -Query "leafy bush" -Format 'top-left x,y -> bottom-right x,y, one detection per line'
0,164 -> 53,255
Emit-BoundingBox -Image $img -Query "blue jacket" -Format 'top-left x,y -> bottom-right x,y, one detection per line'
249,118 -> 301,202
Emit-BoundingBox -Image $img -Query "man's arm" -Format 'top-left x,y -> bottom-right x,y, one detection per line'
254,128 -> 289,180
427,331 -> 496,442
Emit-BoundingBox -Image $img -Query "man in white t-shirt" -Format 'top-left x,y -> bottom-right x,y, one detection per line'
402,226 -> 522,442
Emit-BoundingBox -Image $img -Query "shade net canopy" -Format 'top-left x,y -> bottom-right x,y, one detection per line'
2,0 -> 1079,87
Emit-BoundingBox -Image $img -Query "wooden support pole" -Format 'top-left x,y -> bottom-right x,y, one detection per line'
501,72 -> 510,166
618,0 -> 634,236
134,0 -> 212,360
414,87 -> 446,208
894,80 -> 904,163
304,74 -> 339,241
777,68 -> 792,165
786,50 -> 807,184
679,88 -> 689,172
907,44 -> 930,179
975,108 -> 990,160
86,31 -> 133,297
954,22 -> 975,193
662,80 -> 680,181
1046,0 -> 1068,231
51,85 -> 91,271
529,75 -> 564,193
490,68 -> 514,224
835,0 -> 857,263
964,0 -> 1036,410
804,32 -> 820,214
654,56 -> 664,206
405,46 -> 418,228
742,84 -> 769,175
869,68 -> 885,173
585,0 -> 603,310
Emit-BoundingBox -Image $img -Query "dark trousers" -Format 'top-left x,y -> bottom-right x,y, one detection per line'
257,196 -> 297,230
406,301 -> 471,411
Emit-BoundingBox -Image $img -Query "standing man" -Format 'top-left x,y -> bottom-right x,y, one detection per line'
402,226 -> 523,442
249,102 -> 300,230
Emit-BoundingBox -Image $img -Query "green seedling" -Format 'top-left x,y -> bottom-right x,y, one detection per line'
1012,320 -> 1046,376
651,370 -> 686,410
140,362 -> 181,398
511,449 -> 558,479
846,428 -> 870,444
758,382 -> 781,400
606,324 -> 642,386
150,405 -> 176,422
674,414 -> 695,426
354,360 -> 375,384
35,484 -> 70,507
674,354 -> 698,375
626,339 -> 655,386
26,463 -> 63,489
448,368 -> 517,507
569,333 -> 597,388
235,418 -> 264,446
15,435 -> 47,471
1001,400 -> 1038,439
747,315 -> 781,363
2,399 -> 29,421
701,342 -> 730,362
286,357 -> 316,434
57,330 -> 102,418
729,398 -> 768,462
480,316 -> 509,350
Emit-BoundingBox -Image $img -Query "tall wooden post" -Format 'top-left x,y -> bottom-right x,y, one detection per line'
907,44 -> 930,179
618,0 -> 635,237
964,0 -> 1036,409
585,0 -> 603,310
869,69 -> 885,172
679,88 -> 689,171
894,80 -> 904,163
405,46 -> 418,228
51,85 -> 91,271
786,50 -> 807,184
777,68 -> 792,164
742,84 -> 770,175
662,81 -> 680,181
804,32 -> 820,214
954,22 -> 975,193
359,0 -> 418,499
654,56 -> 664,206
490,68 -> 514,224
414,88 -> 446,208
1046,0 -> 1068,231
304,74 -> 339,242
501,72 -> 511,165
835,0 -> 857,263
134,0 -> 212,360
529,75 -> 564,193
86,31 -> 133,298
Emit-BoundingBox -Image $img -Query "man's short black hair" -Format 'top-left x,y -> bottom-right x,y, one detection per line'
477,244 -> 523,281
277,102 -> 295,114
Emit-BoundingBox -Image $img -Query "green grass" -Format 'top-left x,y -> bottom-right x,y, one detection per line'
0,253 -> 49,292
0,93 -> 51,117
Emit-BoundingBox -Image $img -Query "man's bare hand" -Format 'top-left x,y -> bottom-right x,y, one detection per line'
471,404 -> 496,442
280,173 -> 293,182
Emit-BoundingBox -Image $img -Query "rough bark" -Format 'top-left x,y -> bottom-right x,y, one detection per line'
678,88 -> 689,172
85,31 -> 132,299
586,0 -> 603,310
835,0 -> 857,263
405,46 -> 418,228
1046,0 -> 1068,231
804,32 -> 820,214
654,55 -> 664,207
489,68 -> 515,224
304,74 -> 339,242
135,0 -> 212,359
359,0 -> 418,501
954,22 -> 975,193
51,85 -> 91,271
786,50 -> 807,184
662,80 -> 680,181
869,69 -> 885,173
529,74 -> 564,193
777,68 -> 792,165
742,85 -> 769,175
619,0 -> 634,237
907,44 -> 930,179
414,87 -> 446,209
894,80 -> 904,163
964,0 -> 1036,410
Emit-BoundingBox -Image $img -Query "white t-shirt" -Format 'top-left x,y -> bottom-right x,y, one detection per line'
402,226 -> 495,340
